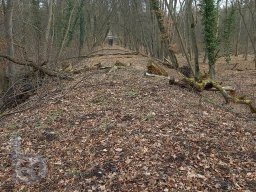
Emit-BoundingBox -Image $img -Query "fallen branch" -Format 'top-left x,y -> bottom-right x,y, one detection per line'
0,54 -> 72,80
210,82 -> 256,113
0,103 -> 39,120
231,63 -> 239,70
88,52 -> 139,58
87,48 -> 132,56
172,76 -> 256,113
144,72 -> 170,79
209,86 -> 235,92
61,51 -> 140,61
145,69 -> 256,113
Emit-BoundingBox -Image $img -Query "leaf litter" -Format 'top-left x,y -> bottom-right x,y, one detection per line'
0,47 -> 255,191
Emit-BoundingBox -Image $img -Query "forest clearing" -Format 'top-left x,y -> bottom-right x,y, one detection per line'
0,0 -> 256,191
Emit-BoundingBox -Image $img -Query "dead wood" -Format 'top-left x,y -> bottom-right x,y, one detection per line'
172,75 -> 256,113
147,62 -> 169,77
61,52 -> 140,61
210,82 -> 256,113
210,86 -> 235,92
231,63 -> 239,70
87,52 -> 139,58
87,48 -> 132,56
0,54 -> 73,80
0,102 -> 39,119
144,72 -> 170,79
145,68 -> 255,114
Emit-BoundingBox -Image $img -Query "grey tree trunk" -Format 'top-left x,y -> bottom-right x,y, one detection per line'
2,0 -> 16,89
235,16 -> 242,56
55,0 -> 77,63
188,0 -> 200,80
237,0 -> 256,68
44,0 -> 53,62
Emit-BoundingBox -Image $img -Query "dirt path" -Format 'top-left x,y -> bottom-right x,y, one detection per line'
0,47 -> 255,191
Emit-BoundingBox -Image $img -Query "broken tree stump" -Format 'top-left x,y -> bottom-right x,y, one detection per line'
147,61 -> 168,77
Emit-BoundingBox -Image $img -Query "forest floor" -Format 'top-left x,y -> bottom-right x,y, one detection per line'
0,46 -> 256,191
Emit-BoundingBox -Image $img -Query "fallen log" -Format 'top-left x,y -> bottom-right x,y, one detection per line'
209,86 -> 235,92
171,75 -> 256,113
144,72 -> 170,79
145,71 -> 256,114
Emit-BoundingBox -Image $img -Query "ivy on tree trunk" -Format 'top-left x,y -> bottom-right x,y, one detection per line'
200,0 -> 219,79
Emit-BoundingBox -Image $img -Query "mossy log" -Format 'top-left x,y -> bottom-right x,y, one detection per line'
210,81 -> 256,113
144,56 -> 255,114
170,75 -> 256,113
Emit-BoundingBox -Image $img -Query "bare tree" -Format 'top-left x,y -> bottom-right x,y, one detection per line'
2,0 -> 16,88
43,0 -> 53,62
237,0 -> 256,68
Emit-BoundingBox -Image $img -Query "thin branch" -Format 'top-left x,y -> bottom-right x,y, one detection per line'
0,54 -> 72,80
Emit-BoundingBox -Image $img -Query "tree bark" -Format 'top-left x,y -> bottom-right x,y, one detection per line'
188,0 -> 200,80
235,16 -> 242,56
237,0 -> 256,68
149,0 -> 179,69
55,0 -> 78,63
2,0 -> 16,88
163,0 -> 194,74
43,0 -> 53,62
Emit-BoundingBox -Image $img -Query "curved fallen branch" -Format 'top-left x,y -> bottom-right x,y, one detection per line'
0,54 -> 72,80
210,81 -> 256,113
144,65 -> 256,114
173,75 -> 256,113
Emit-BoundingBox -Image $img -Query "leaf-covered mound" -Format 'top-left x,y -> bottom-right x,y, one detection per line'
0,49 -> 255,191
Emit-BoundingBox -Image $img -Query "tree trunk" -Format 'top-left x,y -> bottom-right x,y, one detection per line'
235,16 -> 242,56
237,0 -> 256,67
79,0 -> 85,56
244,34 -> 249,60
55,0 -> 77,63
163,0 -> 194,73
2,0 -> 16,89
31,0 -> 42,64
188,0 -> 200,80
201,0 -> 218,80
43,0 -> 53,62
149,0 -> 179,69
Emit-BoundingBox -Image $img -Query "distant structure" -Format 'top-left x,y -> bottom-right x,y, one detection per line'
107,31 -> 114,46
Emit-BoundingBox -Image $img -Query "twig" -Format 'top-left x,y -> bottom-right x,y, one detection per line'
0,103 -> 39,120
231,63 -> 239,70
51,73 -> 94,103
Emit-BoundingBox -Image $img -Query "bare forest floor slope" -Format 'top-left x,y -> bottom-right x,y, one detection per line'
0,46 -> 256,191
